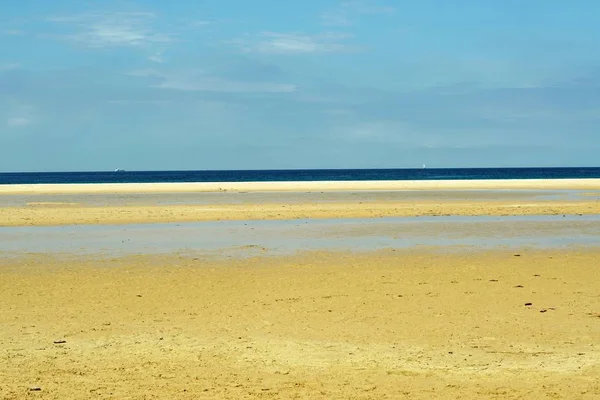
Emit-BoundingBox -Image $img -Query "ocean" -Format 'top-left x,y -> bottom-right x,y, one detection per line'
1,167 -> 600,185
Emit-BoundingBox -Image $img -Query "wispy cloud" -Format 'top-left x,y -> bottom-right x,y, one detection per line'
126,68 -> 163,78
319,14 -> 352,27
232,32 -> 356,54
189,20 -> 212,28
46,11 -> 175,49
3,29 -> 24,36
128,69 -> 296,93
7,116 -> 33,128
7,105 -> 35,128
320,0 -> 395,26
158,77 -> 296,93
0,63 -> 20,71
148,50 -> 166,63
107,99 -> 171,105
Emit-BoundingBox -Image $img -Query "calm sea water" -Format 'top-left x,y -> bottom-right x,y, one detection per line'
1,167 -> 600,185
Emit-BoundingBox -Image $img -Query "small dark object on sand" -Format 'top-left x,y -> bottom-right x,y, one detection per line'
53,340 -> 66,344
525,303 -> 533,306
30,387 -> 42,391
540,309 -> 548,313
514,285 -> 524,288
513,254 -> 521,257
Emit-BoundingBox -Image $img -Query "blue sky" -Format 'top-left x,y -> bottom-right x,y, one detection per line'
1,0 -> 599,171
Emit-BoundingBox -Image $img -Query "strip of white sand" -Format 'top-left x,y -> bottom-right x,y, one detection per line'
2,179 -> 600,194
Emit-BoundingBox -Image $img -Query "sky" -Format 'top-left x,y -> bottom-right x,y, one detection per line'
1,0 -> 600,172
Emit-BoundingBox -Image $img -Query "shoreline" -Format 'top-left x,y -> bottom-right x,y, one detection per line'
2,178 -> 600,194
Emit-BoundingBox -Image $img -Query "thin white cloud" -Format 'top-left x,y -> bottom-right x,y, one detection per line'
107,99 -> 171,105
129,69 -> 296,93
126,68 -> 163,78
148,54 -> 164,63
233,32 -> 356,54
47,11 -> 175,49
148,50 -> 166,63
3,29 -> 24,36
157,77 -> 296,93
190,20 -> 212,28
319,14 -> 352,27
174,18 -> 217,33
7,105 -> 35,128
7,116 -> 33,127
0,63 -> 20,71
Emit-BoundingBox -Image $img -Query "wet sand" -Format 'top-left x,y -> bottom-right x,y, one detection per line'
3,215 -> 600,256
2,189 -> 586,208
2,180 -> 600,227
2,200 -> 600,227
1,250 -> 599,399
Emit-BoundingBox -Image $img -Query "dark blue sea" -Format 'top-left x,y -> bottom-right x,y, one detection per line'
1,168 -> 600,185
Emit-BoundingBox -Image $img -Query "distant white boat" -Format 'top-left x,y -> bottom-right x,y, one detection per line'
422,164 -> 426,169
114,168 -> 125,172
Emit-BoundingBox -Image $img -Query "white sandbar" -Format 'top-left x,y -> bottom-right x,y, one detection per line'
1,178 -> 600,195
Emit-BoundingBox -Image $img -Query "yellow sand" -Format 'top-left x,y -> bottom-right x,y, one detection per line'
2,179 -> 599,226
1,250 -> 598,399
1,201 -> 599,227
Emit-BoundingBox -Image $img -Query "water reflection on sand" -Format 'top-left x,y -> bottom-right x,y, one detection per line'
1,215 -> 600,258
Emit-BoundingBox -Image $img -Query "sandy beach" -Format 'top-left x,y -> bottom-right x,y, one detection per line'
1,250 -> 599,399
1,180 -> 600,227
1,180 -> 599,399
3,201 -> 600,227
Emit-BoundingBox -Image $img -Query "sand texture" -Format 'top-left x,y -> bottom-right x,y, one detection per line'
2,200 -> 600,227
0,250 -> 599,399
2,180 -> 600,227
